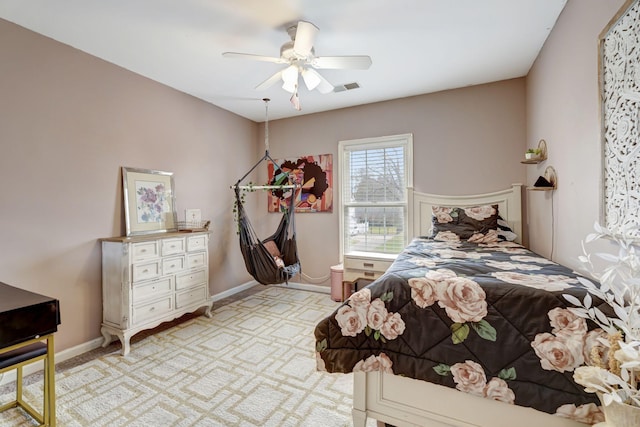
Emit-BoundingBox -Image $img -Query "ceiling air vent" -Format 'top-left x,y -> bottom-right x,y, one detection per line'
333,82 -> 360,93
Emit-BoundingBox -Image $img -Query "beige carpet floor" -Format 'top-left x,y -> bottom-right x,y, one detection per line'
0,286 -> 376,426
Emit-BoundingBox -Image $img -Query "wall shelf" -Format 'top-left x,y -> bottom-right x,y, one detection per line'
526,166 -> 557,191
520,139 -> 548,164
520,139 -> 547,165
522,140 -> 556,190
521,158 -> 545,165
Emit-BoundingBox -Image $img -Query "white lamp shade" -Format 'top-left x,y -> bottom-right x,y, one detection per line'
282,80 -> 297,93
301,68 -> 321,91
281,65 -> 299,93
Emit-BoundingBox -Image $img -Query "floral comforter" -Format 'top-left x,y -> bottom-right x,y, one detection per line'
314,238 -> 608,425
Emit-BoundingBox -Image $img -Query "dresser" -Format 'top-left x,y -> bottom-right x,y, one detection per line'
100,231 -> 211,356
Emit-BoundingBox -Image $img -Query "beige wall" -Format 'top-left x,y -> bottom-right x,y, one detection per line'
525,0 -> 627,268
264,79 -> 527,286
4,0 -> 617,354
6,14 -> 526,354
0,19 -> 258,352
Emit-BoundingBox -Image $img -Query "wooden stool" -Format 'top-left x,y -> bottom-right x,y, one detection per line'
0,334 -> 56,426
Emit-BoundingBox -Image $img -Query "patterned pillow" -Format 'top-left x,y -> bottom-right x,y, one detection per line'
497,216 -> 518,241
431,204 -> 499,241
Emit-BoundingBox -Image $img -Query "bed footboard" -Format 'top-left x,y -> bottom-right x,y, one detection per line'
353,372 -> 587,427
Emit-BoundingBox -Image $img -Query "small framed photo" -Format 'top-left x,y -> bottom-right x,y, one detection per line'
122,167 -> 177,236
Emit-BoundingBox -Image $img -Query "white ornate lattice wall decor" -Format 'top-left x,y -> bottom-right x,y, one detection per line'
601,0 -> 640,237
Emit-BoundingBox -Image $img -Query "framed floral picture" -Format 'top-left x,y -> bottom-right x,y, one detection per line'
122,167 -> 177,236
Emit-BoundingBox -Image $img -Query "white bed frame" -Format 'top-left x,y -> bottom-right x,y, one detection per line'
353,184 -> 585,427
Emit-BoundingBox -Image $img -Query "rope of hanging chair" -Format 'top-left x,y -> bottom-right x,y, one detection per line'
263,98 -> 270,153
233,99 -> 284,189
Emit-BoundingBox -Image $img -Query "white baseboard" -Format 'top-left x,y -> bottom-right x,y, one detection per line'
0,336 -> 104,387
0,281 -> 330,387
213,280 -> 331,296
276,282 -> 331,294
210,280 -> 259,302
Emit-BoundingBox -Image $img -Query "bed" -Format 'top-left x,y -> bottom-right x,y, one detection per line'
314,184 -> 605,427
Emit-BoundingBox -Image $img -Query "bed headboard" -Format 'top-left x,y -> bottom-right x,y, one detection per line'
409,184 -> 523,244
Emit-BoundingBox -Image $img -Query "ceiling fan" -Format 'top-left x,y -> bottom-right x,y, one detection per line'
222,21 -> 372,96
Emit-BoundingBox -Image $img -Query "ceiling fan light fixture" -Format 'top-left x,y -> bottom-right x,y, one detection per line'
282,65 -> 298,83
301,68 -> 321,91
282,80 -> 297,93
281,65 -> 299,93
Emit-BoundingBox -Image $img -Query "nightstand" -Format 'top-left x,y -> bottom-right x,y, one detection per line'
343,252 -> 396,283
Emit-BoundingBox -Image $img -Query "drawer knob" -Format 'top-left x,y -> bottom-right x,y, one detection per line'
143,269 -> 149,273
364,271 -> 375,277
363,263 -> 374,268
149,306 -> 155,311
141,249 -> 146,252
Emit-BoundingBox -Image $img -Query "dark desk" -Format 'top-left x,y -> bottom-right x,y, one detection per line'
0,282 -> 60,426
0,282 -> 60,348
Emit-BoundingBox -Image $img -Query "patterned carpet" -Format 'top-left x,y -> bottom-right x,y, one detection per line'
0,286 -> 375,426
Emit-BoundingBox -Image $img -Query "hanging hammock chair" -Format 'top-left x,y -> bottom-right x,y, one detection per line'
232,98 -> 301,285
234,184 -> 300,285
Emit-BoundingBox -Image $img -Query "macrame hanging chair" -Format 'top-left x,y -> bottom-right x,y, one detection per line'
233,99 -> 301,285
234,186 -> 300,285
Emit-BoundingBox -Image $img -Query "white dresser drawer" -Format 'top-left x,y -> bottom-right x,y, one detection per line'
176,286 -> 207,309
344,256 -> 394,273
132,277 -> 173,303
131,241 -> 159,262
176,269 -> 207,290
132,260 -> 161,282
132,296 -> 173,324
343,269 -> 384,282
187,252 -> 206,269
187,235 -> 207,252
162,237 -> 185,256
162,255 -> 185,275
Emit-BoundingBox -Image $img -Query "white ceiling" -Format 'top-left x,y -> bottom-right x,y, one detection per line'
0,0 -> 567,122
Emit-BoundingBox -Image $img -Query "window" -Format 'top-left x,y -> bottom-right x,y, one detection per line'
338,134 -> 413,258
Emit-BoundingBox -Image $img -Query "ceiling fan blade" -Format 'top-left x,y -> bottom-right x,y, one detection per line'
314,72 -> 334,94
255,70 -> 283,91
293,21 -> 318,57
222,52 -> 284,64
312,55 -> 372,70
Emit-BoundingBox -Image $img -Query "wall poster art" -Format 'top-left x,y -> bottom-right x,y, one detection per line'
267,154 -> 333,213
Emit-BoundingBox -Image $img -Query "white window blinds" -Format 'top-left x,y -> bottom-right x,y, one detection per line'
339,134 -> 413,256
